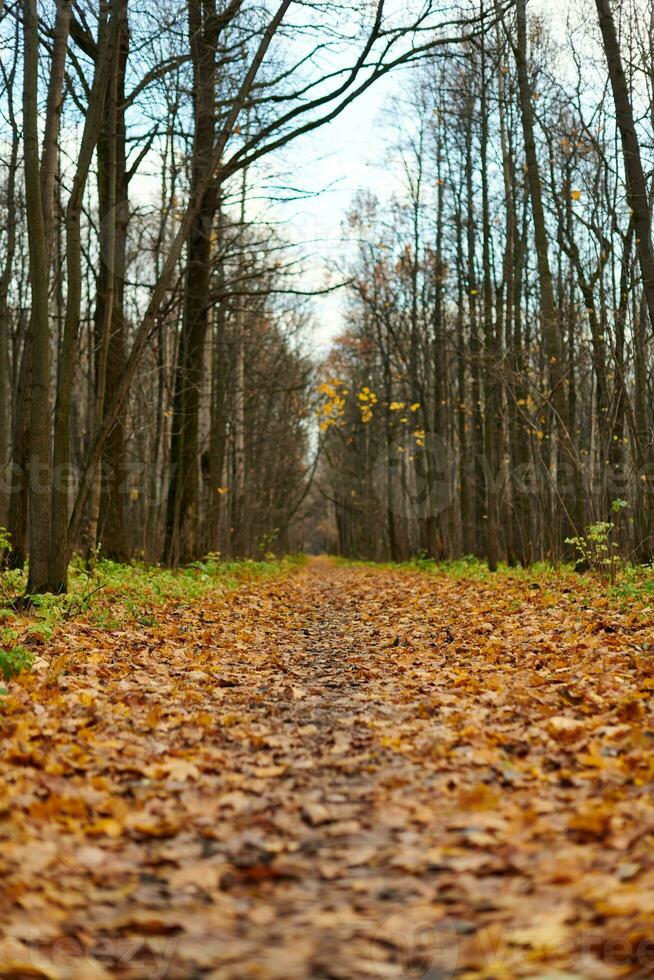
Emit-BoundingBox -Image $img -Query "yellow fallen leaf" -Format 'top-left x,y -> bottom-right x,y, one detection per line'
458,783 -> 499,811
546,715 -> 586,742
86,817 -> 123,838
149,758 -> 200,781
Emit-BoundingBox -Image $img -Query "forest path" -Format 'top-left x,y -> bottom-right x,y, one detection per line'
2,559 -> 654,978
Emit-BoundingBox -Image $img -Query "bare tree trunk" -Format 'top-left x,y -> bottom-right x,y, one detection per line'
0,33 -> 19,527
7,338 -> 31,570
513,0 -> 581,549
464,104 -> 484,554
91,5 -> 130,562
595,0 -> 654,334
41,0 -> 73,249
87,37 -> 119,560
48,3 -> 122,592
232,306 -> 246,555
208,209 -> 228,552
23,0 -> 52,594
495,20 -> 519,564
231,162 -> 249,557
479,18 -> 500,570
9,0 -> 70,570
454,198 -> 472,554
164,0 -> 220,564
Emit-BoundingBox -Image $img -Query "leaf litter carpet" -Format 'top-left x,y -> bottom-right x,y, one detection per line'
2,559 -> 654,978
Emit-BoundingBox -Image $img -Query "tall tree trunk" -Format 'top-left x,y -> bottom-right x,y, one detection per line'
231,165 -> 249,557
429,112 -> 447,560
23,0 -> 52,594
454,198 -> 472,554
87,48 -> 118,561
93,7 -> 130,561
9,0 -> 71,571
495,23 -> 519,564
595,0 -> 654,334
464,105 -> 484,554
48,4 -> 122,593
0,33 -> 19,527
231,307 -> 247,555
513,0 -> 581,549
164,0 -> 219,564
207,197 -> 228,552
480,20 -> 500,570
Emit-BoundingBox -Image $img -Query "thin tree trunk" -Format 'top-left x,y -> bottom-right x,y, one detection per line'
91,5 -> 130,561
464,104 -> 484,554
595,0 -> 654,334
0,34 -> 19,527
480,18 -> 500,570
513,0 -> 582,549
164,0 -> 220,564
87,37 -> 119,560
23,0 -> 52,594
48,4 -> 122,592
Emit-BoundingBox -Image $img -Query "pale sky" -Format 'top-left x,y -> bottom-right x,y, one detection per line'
258,68 -> 402,355
287,78 -> 396,351
261,0 -> 575,356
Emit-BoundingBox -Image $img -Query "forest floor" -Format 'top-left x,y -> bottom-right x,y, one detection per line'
1,558 -> 654,979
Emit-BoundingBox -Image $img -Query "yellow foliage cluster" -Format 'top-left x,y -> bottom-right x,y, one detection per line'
357,387 -> 378,423
316,379 -> 347,432
317,384 -> 422,431
390,401 -> 420,414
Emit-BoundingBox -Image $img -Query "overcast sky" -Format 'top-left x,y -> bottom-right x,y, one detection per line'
261,67 -> 403,354
260,0 -> 578,357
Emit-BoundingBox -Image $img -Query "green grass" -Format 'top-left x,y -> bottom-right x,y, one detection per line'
67,552 -> 304,629
333,553 -> 654,606
0,553 -> 305,688
334,553 -> 567,580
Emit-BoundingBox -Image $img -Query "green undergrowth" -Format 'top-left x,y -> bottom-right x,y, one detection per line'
67,551 -> 306,627
0,552 -> 305,688
333,554 -> 654,609
333,553 -> 565,580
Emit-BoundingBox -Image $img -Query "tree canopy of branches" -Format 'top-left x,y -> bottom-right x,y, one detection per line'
1,0 -> 501,592
317,0 -> 654,568
4,0 -> 653,587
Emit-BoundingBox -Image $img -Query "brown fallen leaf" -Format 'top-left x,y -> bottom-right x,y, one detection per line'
3,561 -> 654,980
546,715 -> 587,742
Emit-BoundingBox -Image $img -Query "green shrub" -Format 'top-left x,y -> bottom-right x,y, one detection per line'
565,500 -> 628,584
0,645 -> 35,682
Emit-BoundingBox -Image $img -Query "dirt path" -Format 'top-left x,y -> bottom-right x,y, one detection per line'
1,559 -> 654,979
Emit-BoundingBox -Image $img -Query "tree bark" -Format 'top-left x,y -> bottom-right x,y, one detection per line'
479,19 -> 500,570
92,5 -> 130,562
0,35 -> 19,527
513,0 -> 582,548
164,0 -> 220,564
595,0 -> 654,334
48,3 -> 122,593
23,0 -> 53,594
